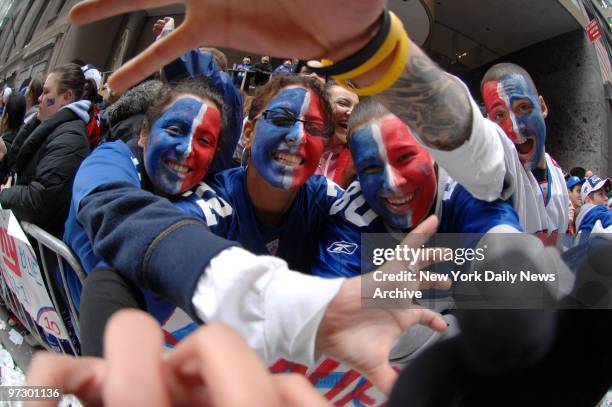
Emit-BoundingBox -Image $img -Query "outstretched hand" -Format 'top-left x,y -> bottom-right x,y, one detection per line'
27,215 -> 448,402
316,215 -> 450,394
70,0 -> 385,92
26,310 -> 329,407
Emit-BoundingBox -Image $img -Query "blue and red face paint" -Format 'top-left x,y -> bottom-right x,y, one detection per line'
144,96 -> 221,195
349,114 -> 437,230
483,74 -> 547,171
251,87 -> 326,190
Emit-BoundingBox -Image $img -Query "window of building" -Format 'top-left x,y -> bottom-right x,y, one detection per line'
46,0 -> 68,27
110,28 -> 131,71
0,0 -> 15,30
23,0 -> 49,47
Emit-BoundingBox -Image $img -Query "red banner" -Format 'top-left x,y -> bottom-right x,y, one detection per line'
587,19 -> 602,43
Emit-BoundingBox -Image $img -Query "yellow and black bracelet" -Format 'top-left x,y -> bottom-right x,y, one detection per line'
331,11 -> 405,82
307,9 -> 409,96
336,21 -> 408,97
305,8 -> 391,77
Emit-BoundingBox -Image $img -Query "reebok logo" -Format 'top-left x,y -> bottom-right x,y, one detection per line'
327,241 -> 358,255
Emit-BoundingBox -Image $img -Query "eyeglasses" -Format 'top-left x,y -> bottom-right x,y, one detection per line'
260,108 -> 330,138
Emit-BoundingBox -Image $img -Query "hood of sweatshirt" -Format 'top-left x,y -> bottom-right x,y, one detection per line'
60,100 -> 91,124
106,80 -> 163,127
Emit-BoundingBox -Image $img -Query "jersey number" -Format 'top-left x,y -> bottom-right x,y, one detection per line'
329,182 -> 377,227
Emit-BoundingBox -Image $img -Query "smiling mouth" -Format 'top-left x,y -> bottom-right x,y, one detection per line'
273,152 -> 304,167
382,192 -> 416,212
164,160 -> 191,174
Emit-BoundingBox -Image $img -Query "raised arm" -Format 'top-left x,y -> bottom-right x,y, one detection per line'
367,46 -> 472,151
155,17 -> 244,172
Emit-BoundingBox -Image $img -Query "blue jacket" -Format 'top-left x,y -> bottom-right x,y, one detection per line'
575,203 -> 612,245
64,141 -> 237,320
174,167 -> 359,276
315,177 -> 523,277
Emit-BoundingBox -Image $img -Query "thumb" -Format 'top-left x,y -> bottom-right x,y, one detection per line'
363,363 -> 399,395
394,306 -> 448,333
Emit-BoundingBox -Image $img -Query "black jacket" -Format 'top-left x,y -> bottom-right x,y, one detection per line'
0,129 -> 18,152
1,117 -> 40,179
0,104 -> 90,237
110,113 -> 144,142
253,62 -> 273,86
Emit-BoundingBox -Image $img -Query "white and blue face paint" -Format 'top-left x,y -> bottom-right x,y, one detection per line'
251,87 -> 326,190
483,74 -> 547,171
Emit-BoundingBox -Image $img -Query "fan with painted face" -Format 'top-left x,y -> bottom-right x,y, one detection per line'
62,79 -> 227,350
171,76 -> 362,278
349,108 -> 437,230
481,66 -> 548,172
138,91 -> 223,196
246,84 -> 329,191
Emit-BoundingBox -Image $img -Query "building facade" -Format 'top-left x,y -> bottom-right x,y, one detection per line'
0,0 -> 76,90
0,1 -> 187,90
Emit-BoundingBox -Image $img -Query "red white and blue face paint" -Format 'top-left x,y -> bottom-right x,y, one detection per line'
349,114 -> 436,229
251,86 -> 325,190
144,96 -> 221,195
483,74 -> 547,171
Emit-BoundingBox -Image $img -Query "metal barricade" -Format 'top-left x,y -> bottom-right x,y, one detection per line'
19,222 -> 85,353
0,213 -> 86,355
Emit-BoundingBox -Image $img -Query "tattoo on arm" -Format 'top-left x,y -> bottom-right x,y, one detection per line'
374,45 -> 473,151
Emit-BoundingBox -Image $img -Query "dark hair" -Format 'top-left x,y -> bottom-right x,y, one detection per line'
2,94 -> 26,132
247,75 -> 334,134
481,63 -> 537,93
27,77 -> 43,105
82,78 -> 99,103
49,63 -> 86,101
324,78 -> 339,89
293,60 -> 307,74
346,97 -> 390,143
70,59 -> 85,66
141,78 -> 228,144
325,79 -> 359,102
570,166 -> 586,179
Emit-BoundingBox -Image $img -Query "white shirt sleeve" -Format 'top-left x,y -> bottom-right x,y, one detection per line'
416,77 -> 512,202
192,246 -> 344,366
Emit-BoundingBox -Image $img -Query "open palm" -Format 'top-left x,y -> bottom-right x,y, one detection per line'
316,216 -> 449,394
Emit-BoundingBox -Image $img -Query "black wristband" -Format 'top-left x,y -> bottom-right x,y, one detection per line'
306,8 -> 391,76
